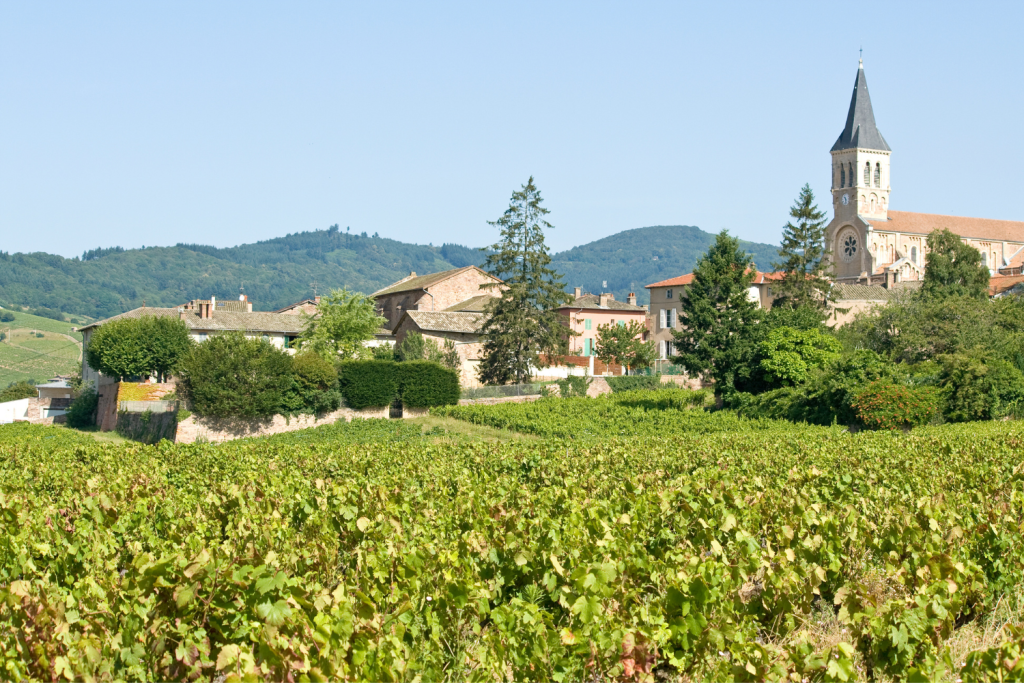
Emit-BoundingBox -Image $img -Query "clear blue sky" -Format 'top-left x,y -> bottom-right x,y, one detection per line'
2,2 -> 1021,258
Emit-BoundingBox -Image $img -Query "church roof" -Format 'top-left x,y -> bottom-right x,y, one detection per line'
877,211 -> 1024,243
832,62 -> 890,152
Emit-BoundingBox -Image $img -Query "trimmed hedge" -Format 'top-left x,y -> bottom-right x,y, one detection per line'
337,360 -> 459,409
337,360 -> 398,409
397,361 -> 461,408
606,374 -> 662,393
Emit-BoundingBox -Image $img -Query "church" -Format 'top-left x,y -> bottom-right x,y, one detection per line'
825,61 -> 1024,286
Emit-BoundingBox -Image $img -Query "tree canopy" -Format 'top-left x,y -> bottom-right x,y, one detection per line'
671,230 -> 762,396
921,229 -> 991,300
594,321 -> 656,372
86,315 -> 193,381
478,177 -> 571,385
296,288 -> 386,360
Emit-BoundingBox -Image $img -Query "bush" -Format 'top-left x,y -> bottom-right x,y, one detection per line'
758,327 -> 842,388
851,381 -> 941,431
284,352 -> 341,415
0,311 -> 14,322
0,381 -> 37,402
65,388 -> 98,428
556,375 -> 591,398
178,332 -> 293,418
606,374 -> 662,393
396,361 -> 460,408
337,360 -> 397,409
940,352 -> 1024,422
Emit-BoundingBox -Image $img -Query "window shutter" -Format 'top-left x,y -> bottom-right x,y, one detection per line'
659,308 -> 666,329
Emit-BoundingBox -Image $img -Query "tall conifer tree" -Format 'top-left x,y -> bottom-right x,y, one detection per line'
772,184 -> 832,308
478,177 -> 570,385
671,231 -> 762,396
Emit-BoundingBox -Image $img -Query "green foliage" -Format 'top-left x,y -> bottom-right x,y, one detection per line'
0,380 -> 37,402
672,230 -> 763,395
336,359 -> 397,409
370,343 -> 395,361
0,311 -> 14,323
478,177 -> 571,385
771,184 -> 832,308
555,374 -> 591,398
2,410 -> 1024,680
284,351 -> 341,415
396,330 -> 426,361
851,380 -> 941,430
178,332 -> 293,418
939,351 -> 1024,422
396,360 -> 460,408
922,228 -> 991,300
594,320 -> 656,371
605,374 -> 662,392
758,327 -> 842,387
86,315 -> 193,381
65,387 -> 98,428
296,287 -> 385,360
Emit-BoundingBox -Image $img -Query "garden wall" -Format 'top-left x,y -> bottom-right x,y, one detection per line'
174,406 -> 389,444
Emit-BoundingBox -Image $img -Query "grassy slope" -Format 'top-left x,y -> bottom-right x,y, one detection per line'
0,310 -> 82,387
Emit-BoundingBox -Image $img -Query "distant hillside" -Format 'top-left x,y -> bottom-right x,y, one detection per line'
551,226 -> 778,305
0,224 -> 777,318
0,309 -> 82,388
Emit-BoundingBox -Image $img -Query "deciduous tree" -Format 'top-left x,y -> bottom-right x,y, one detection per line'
922,228 -> 990,300
595,321 -> 656,372
297,288 -> 386,360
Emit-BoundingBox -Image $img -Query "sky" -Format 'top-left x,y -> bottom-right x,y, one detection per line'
2,2 -> 1022,259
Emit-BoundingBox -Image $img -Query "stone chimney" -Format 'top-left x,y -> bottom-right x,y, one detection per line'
627,292 -> 637,306
599,293 -> 611,308
573,287 -> 582,299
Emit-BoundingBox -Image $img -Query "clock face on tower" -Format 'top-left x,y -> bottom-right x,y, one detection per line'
841,193 -> 850,206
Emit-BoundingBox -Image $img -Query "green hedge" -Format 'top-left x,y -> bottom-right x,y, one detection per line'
337,360 -> 397,410
606,374 -> 662,393
396,361 -> 460,408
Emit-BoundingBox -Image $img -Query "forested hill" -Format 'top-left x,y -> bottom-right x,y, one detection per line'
551,225 -> 779,304
0,225 -> 777,319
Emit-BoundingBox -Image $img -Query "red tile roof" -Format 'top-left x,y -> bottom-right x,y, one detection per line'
645,270 -> 783,289
989,274 -> 1024,297
878,211 -> 1024,243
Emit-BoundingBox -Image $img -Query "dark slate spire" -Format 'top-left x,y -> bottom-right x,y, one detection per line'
831,60 -> 890,152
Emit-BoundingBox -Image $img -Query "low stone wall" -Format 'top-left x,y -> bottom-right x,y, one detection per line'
175,406 -> 389,444
660,375 -> 706,390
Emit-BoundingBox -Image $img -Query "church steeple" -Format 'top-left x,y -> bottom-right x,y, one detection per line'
831,60 -> 890,152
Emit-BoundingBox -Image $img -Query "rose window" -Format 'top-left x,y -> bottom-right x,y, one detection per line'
841,233 -> 858,262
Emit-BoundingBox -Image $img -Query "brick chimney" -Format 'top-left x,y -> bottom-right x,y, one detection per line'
573,287 -> 582,299
599,293 -> 611,308
627,292 -> 637,306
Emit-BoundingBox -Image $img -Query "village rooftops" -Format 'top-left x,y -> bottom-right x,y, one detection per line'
443,294 -> 496,312
646,270 -> 784,289
371,266 -> 499,297
399,310 -> 485,334
78,306 -> 306,334
560,293 -> 646,312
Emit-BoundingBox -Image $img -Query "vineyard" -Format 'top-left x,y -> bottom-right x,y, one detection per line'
1,402 -> 1024,681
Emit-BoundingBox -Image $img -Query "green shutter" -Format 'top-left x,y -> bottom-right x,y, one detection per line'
585,318 -> 592,330
583,339 -> 592,356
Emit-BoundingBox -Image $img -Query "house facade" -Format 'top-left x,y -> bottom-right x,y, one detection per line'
826,61 -> 1024,285
372,266 -> 502,331
556,289 -> 648,358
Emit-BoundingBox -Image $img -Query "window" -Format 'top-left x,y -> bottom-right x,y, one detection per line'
584,318 -> 592,330
659,340 -> 667,359
666,289 -> 673,299
617,320 -> 625,327
767,286 -> 773,297
874,162 -> 881,187
667,342 -> 675,356
911,246 -> 918,265
666,308 -> 676,329
840,164 -> 846,188
864,162 -> 870,186
982,252 -> 988,267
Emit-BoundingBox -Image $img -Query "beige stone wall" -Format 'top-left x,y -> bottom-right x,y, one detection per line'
826,299 -> 886,328
376,268 -> 499,331
174,406 -> 390,444
391,319 -> 484,388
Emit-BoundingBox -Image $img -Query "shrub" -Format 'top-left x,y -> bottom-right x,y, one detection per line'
396,361 -> 460,408
0,311 -> 15,322
0,381 -> 37,402
337,360 -> 397,409
851,381 -> 941,430
178,332 -> 293,418
285,352 -> 342,415
556,375 -> 591,398
606,374 -> 662,393
758,326 -> 842,388
940,352 -> 1024,422
87,315 -> 193,381
65,387 -> 98,428
396,331 -> 426,362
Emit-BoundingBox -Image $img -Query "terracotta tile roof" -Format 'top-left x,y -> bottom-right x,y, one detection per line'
403,310 -> 485,334
989,275 -> 1024,297
372,266 -> 500,297
443,294 -> 498,312
79,307 -> 307,334
875,211 -> 1024,243
558,294 -> 647,312
645,270 -> 783,289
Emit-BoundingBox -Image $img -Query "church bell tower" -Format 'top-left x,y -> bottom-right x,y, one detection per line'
831,60 -> 891,224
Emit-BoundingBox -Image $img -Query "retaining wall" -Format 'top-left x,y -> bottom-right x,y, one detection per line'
175,406 -> 389,444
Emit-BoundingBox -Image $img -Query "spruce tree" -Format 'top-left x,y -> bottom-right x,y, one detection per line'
922,228 -> 991,300
478,177 -> 570,385
671,230 -> 762,396
772,184 -> 832,308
